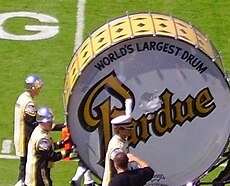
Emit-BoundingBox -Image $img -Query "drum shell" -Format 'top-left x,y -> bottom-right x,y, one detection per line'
64,12 -> 230,186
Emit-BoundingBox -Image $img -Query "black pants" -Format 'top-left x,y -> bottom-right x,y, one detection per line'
18,156 -> 27,183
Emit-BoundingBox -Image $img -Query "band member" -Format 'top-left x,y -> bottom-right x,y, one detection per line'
102,99 -> 134,186
14,74 -> 43,186
69,161 -> 97,186
109,152 -> 154,186
65,127 -> 97,186
25,106 -> 74,186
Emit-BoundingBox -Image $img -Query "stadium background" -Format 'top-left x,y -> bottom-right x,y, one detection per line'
0,0 -> 229,185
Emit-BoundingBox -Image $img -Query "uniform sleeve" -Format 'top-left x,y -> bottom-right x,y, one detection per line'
24,102 -> 36,124
36,138 -> 63,162
51,123 -> 65,131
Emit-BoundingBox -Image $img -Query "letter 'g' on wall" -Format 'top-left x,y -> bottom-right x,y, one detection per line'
0,11 -> 59,41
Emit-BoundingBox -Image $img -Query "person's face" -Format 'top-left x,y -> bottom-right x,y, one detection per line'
118,127 -> 133,139
40,122 -> 53,131
34,87 -> 42,95
30,87 -> 42,97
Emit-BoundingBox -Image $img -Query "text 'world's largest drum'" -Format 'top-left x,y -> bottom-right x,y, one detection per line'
63,12 -> 230,186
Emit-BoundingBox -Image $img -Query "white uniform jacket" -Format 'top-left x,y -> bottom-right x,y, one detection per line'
102,134 -> 129,186
14,91 -> 35,157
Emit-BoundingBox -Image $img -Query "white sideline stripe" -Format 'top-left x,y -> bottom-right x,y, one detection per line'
74,0 -> 86,53
0,154 -> 19,159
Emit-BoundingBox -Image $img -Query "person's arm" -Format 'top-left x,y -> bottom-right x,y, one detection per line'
24,102 -> 36,125
127,153 -> 149,168
54,137 -> 72,150
36,138 -> 74,161
127,153 -> 154,184
52,123 -> 65,131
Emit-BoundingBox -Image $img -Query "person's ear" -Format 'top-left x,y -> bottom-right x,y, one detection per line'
114,162 -> 118,170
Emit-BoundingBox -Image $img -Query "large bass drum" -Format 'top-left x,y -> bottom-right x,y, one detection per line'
63,13 -> 230,186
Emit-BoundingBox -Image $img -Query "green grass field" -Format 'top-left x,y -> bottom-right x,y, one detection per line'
0,0 -> 229,185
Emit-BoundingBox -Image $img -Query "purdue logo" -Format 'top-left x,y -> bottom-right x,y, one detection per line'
64,13 -> 230,186
78,71 -> 216,164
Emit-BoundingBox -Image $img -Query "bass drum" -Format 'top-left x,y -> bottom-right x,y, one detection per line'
63,13 -> 230,186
